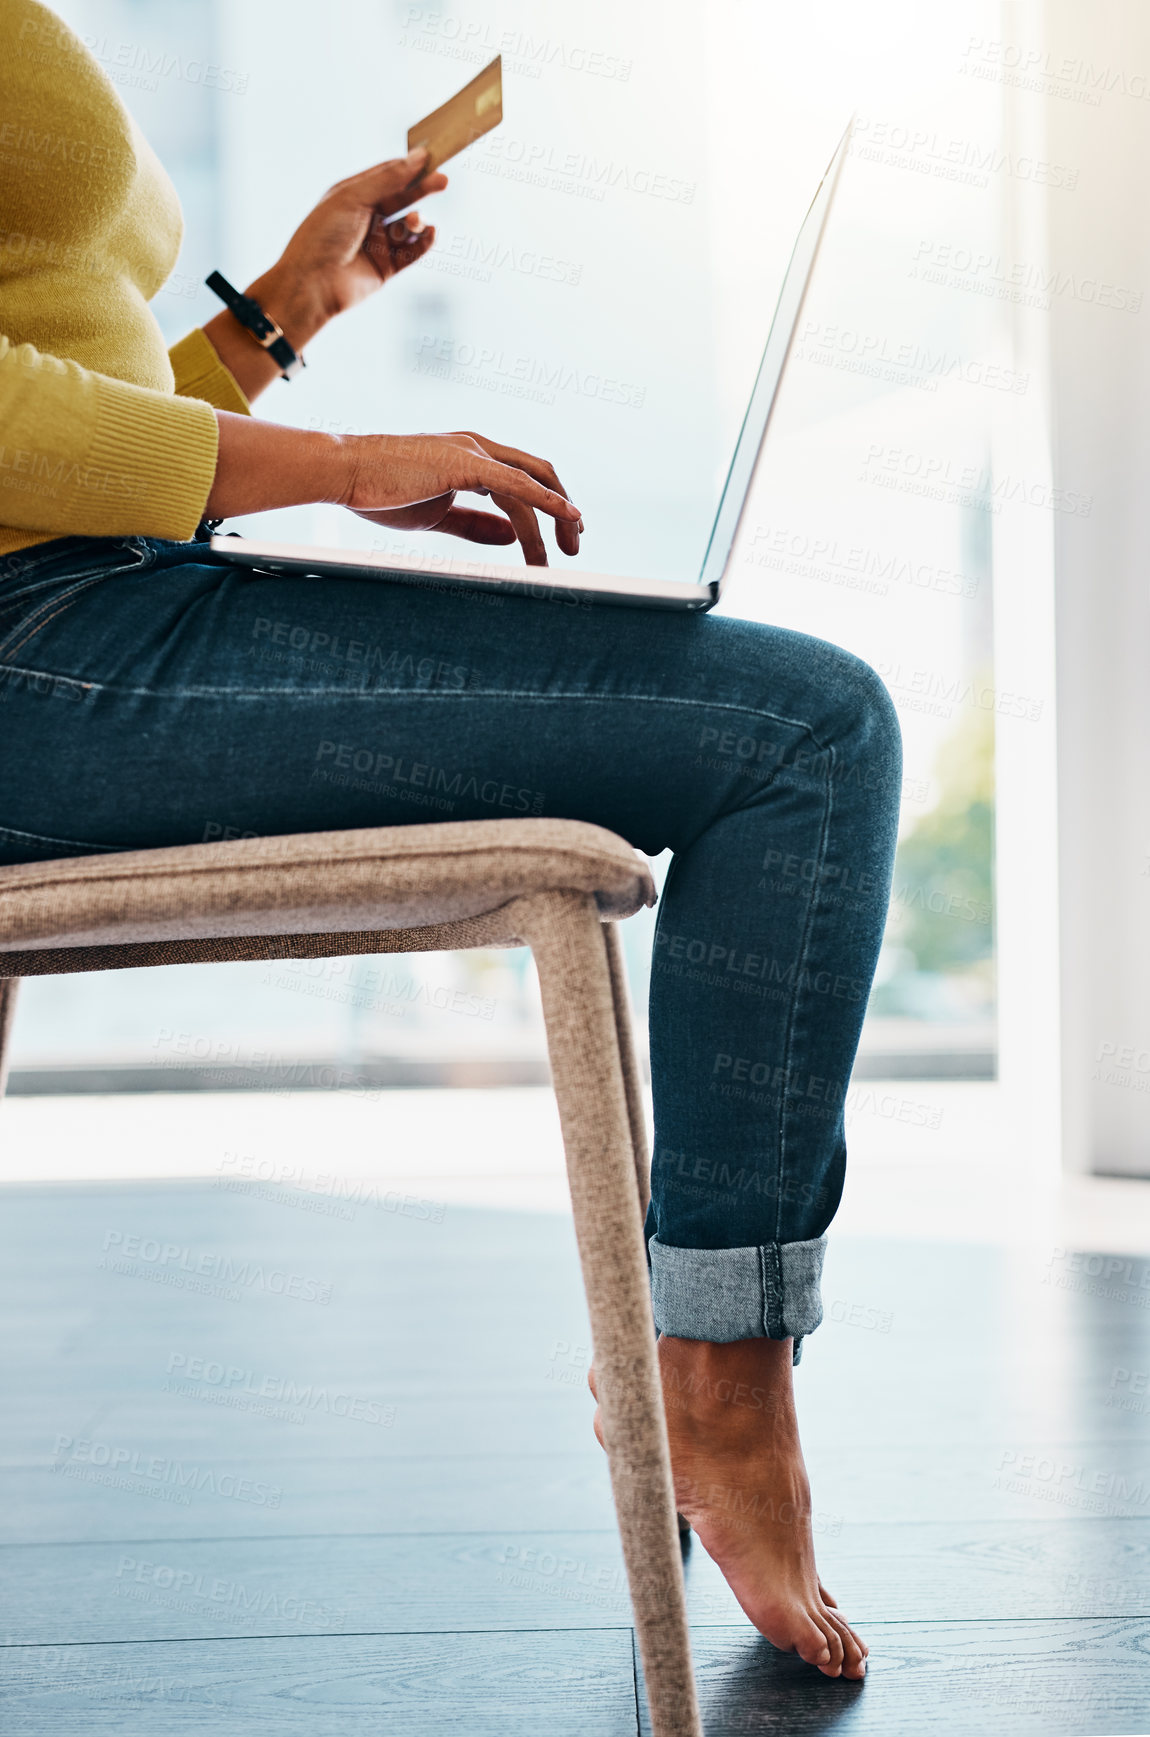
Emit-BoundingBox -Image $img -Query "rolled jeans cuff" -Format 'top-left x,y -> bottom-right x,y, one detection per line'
648,1234 -> 827,1365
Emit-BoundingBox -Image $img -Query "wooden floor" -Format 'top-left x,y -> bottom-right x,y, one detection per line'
1,1173 -> 1149,1734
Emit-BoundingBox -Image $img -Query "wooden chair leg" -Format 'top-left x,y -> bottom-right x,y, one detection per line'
517,892 -> 701,1737
603,919 -> 651,1219
603,925 -> 692,1540
0,977 -> 20,1101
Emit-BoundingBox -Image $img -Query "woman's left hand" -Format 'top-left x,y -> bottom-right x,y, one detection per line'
202,147 -> 446,402
261,146 -> 447,328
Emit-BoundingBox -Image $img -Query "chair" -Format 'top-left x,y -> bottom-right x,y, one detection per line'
0,817 -> 703,1737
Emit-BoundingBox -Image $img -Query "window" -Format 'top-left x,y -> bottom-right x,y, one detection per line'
16,0 -> 1052,1127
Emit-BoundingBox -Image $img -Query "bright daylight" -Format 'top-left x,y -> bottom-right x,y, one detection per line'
1,0 -> 1148,1732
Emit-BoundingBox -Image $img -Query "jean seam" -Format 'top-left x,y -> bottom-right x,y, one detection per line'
1,592 -> 102,662
771,740 -> 836,1244
0,541 -> 143,598
0,822 -> 125,853
769,1242 -> 787,1337
0,541 -> 153,662
0,671 -> 838,760
0,538 -> 99,586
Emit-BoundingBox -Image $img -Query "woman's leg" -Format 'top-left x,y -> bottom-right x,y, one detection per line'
643,617 -> 901,1345
629,607 -> 898,1681
0,535 -> 901,1674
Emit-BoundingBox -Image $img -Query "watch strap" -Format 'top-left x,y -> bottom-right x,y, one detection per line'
205,271 -> 305,381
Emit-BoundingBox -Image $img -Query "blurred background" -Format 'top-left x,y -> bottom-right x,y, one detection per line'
9,14 -> 1150,1727
9,0 -> 1065,1161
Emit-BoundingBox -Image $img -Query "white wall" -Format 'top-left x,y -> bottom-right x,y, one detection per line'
1044,0 -> 1150,1173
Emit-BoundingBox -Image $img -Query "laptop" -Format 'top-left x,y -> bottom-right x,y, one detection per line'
211,122 -> 852,613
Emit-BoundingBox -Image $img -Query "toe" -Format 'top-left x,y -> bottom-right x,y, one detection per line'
818,1581 -> 838,1608
825,1609 -> 867,1678
794,1615 -> 833,1670
813,1615 -> 844,1677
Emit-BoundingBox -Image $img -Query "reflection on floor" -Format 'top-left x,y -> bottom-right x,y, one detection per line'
1,1083 -> 1147,1248
1,1100 -> 1148,1732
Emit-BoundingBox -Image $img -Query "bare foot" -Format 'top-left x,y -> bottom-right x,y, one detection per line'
588,1335 -> 866,1680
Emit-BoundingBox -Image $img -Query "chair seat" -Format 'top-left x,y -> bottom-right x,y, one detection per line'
0,818 -> 656,960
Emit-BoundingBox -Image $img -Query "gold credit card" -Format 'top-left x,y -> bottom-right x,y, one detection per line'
407,55 -> 503,171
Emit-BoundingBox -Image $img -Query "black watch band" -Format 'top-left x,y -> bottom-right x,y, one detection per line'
205,271 -> 305,381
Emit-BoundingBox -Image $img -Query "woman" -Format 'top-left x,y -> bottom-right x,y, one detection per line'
1,0 -> 900,1681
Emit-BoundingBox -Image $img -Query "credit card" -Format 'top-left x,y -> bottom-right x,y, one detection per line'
407,55 -> 503,171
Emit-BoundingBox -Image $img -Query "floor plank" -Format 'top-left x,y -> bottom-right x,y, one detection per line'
640,1619 -> 1150,1735
6,1618 -> 1148,1737
4,1431 -> 1147,1545
0,1453 -> 614,1545
0,1630 -> 639,1735
2,1520 -> 1148,1647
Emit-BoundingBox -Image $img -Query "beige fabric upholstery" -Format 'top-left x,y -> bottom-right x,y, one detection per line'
0,910 -> 549,979
0,818 -> 654,958
0,821 -> 700,1735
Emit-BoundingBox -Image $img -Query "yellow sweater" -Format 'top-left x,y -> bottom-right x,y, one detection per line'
0,0 -> 251,558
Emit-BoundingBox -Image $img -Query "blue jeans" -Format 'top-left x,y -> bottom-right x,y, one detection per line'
0,533 -> 902,1352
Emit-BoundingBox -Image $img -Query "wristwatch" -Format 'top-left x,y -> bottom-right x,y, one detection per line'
205,271 -> 305,381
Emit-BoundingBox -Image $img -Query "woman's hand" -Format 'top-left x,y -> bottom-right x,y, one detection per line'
202,147 -> 445,403
205,417 -> 583,568
345,431 -> 583,566
257,145 -> 447,326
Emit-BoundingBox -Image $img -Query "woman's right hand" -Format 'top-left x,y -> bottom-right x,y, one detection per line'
205,414 -> 583,568
342,430 -> 583,566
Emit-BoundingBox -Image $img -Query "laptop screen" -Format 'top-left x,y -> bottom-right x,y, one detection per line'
698,123 -> 852,589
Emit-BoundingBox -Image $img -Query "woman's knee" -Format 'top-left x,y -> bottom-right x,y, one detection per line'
835,648 -> 901,769
813,650 -> 903,832
729,619 -> 901,777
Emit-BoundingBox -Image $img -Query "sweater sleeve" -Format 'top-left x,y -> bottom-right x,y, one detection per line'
0,334 -> 220,541
169,327 -> 252,416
